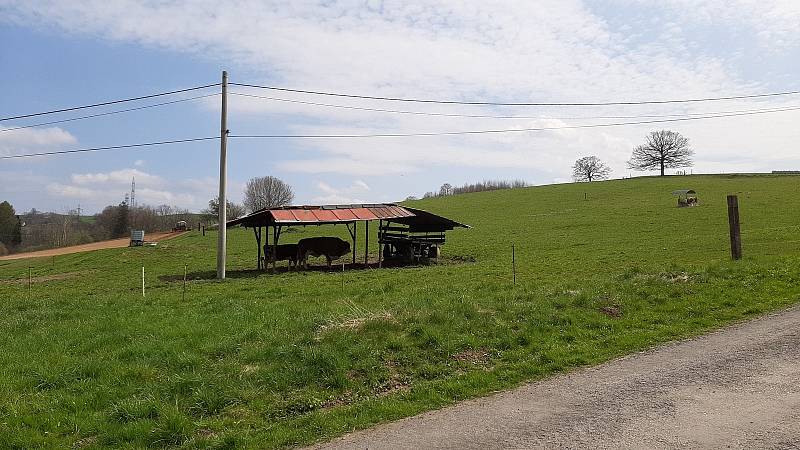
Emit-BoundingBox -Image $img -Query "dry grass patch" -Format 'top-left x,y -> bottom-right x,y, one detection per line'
315,301 -> 394,339
1,271 -> 84,285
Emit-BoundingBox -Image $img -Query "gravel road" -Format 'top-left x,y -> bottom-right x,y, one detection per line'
315,306 -> 800,449
0,231 -> 185,261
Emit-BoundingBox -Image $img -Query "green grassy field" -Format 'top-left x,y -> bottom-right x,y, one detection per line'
2,174 -> 800,448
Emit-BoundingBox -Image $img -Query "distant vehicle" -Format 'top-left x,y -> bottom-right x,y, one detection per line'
172,221 -> 188,232
130,230 -> 145,246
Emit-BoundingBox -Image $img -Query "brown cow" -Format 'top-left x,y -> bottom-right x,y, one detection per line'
297,237 -> 351,269
263,243 -> 299,270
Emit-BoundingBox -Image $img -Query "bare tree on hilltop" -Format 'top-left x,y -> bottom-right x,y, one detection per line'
244,176 -> 294,212
572,156 -> 611,182
628,130 -> 693,176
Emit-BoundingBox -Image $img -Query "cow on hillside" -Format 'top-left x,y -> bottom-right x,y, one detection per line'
263,243 -> 299,270
297,237 -> 351,269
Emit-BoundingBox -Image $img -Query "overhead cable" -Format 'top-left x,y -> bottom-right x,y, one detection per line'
229,91 -> 800,121
228,105 -> 800,139
0,83 -> 220,122
0,136 -> 219,160
230,82 -> 800,106
1,93 -> 219,133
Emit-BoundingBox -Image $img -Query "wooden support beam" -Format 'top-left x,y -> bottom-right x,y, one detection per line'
365,220 -> 369,265
378,219 -> 383,268
352,221 -> 357,265
272,226 -> 282,271
254,227 -> 262,270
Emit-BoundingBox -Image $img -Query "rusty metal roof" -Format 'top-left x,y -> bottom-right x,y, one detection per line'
226,203 -> 415,228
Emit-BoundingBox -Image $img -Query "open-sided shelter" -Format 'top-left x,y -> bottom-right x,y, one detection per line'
226,204 -> 469,270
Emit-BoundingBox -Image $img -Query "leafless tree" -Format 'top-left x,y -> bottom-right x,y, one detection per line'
439,183 -> 453,196
243,176 -> 294,212
572,156 -> 611,182
628,130 -> 693,176
204,197 -> 246,220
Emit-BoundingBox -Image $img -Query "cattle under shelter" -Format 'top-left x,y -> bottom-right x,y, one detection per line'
226,203 -> 469,270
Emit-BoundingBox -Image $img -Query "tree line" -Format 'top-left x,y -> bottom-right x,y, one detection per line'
0,175 -> 296,255
417,180 -> 529,199
572,129 -> 694,182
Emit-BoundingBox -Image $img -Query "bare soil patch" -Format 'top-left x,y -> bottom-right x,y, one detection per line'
0,231 -> 186,261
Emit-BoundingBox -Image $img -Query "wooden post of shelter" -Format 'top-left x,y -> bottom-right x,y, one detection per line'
364,220 -> 369,265
346,222 -> 357,267
352,221 -> 357,265
264,225 -> 269,271
377,219 -> 383,268
253,227 -> 262,270
272,226 -> 282,271
727,195 -> 742,260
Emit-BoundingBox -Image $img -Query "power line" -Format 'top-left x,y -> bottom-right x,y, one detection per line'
229,91 -> 800,121
229,105 -> 800,139
1,93 -> 220,133
230,82 -> 800,107
0,83 -> 220,123
0,136 -> 218,160
4,91 -> 797,160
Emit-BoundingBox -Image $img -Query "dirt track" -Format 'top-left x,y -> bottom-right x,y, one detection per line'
315,306 -> 800,449
0,231 -> 186,261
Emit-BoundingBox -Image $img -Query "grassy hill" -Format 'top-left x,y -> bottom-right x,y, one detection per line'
2,174 -> 800,448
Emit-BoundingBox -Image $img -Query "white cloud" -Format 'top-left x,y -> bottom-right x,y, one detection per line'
311,179 -> 372,204
41,167 -> 223,212
71,168 -> 163,186
134,159 -> 144,166
0,126 -> 77,157
617,0 -> 800,49
46,183 -> 96,199
2,0 -> 799,182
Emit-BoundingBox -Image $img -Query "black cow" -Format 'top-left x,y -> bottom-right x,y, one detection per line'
263,243 -> 299,270
297,237 -> 351,269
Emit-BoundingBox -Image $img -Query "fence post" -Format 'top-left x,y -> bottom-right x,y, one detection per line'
28,267 -> 32,298
142,266 -> 146,297
727,195 -> 742,260
183,264 -> 187,301
512,244 -> 516,285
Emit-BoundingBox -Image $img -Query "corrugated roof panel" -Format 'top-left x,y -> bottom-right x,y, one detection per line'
226,203 -> 421,227
312,209 -> 339,222
271,210 -> 297,222
351,208 -> 377,220
389,206 -> 410,217
291,209 -> 318,222
371,206 -> 393,218
332,209 -> 357,220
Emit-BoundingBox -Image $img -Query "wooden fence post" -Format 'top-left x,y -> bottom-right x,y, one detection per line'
142,266 -> 146,297
512,244 -> 516,285
727,195 -> 742,260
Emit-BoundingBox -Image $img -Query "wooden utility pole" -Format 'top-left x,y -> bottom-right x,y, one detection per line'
216,70 -> 229,280
727,195 -> 742,260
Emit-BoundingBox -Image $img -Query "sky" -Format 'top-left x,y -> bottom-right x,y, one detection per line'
1,0 -> 799,214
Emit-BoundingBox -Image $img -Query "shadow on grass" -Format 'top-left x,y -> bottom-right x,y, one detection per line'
159,256 -> 474,282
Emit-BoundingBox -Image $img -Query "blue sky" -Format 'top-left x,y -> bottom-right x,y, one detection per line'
1,0 -> 799,214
